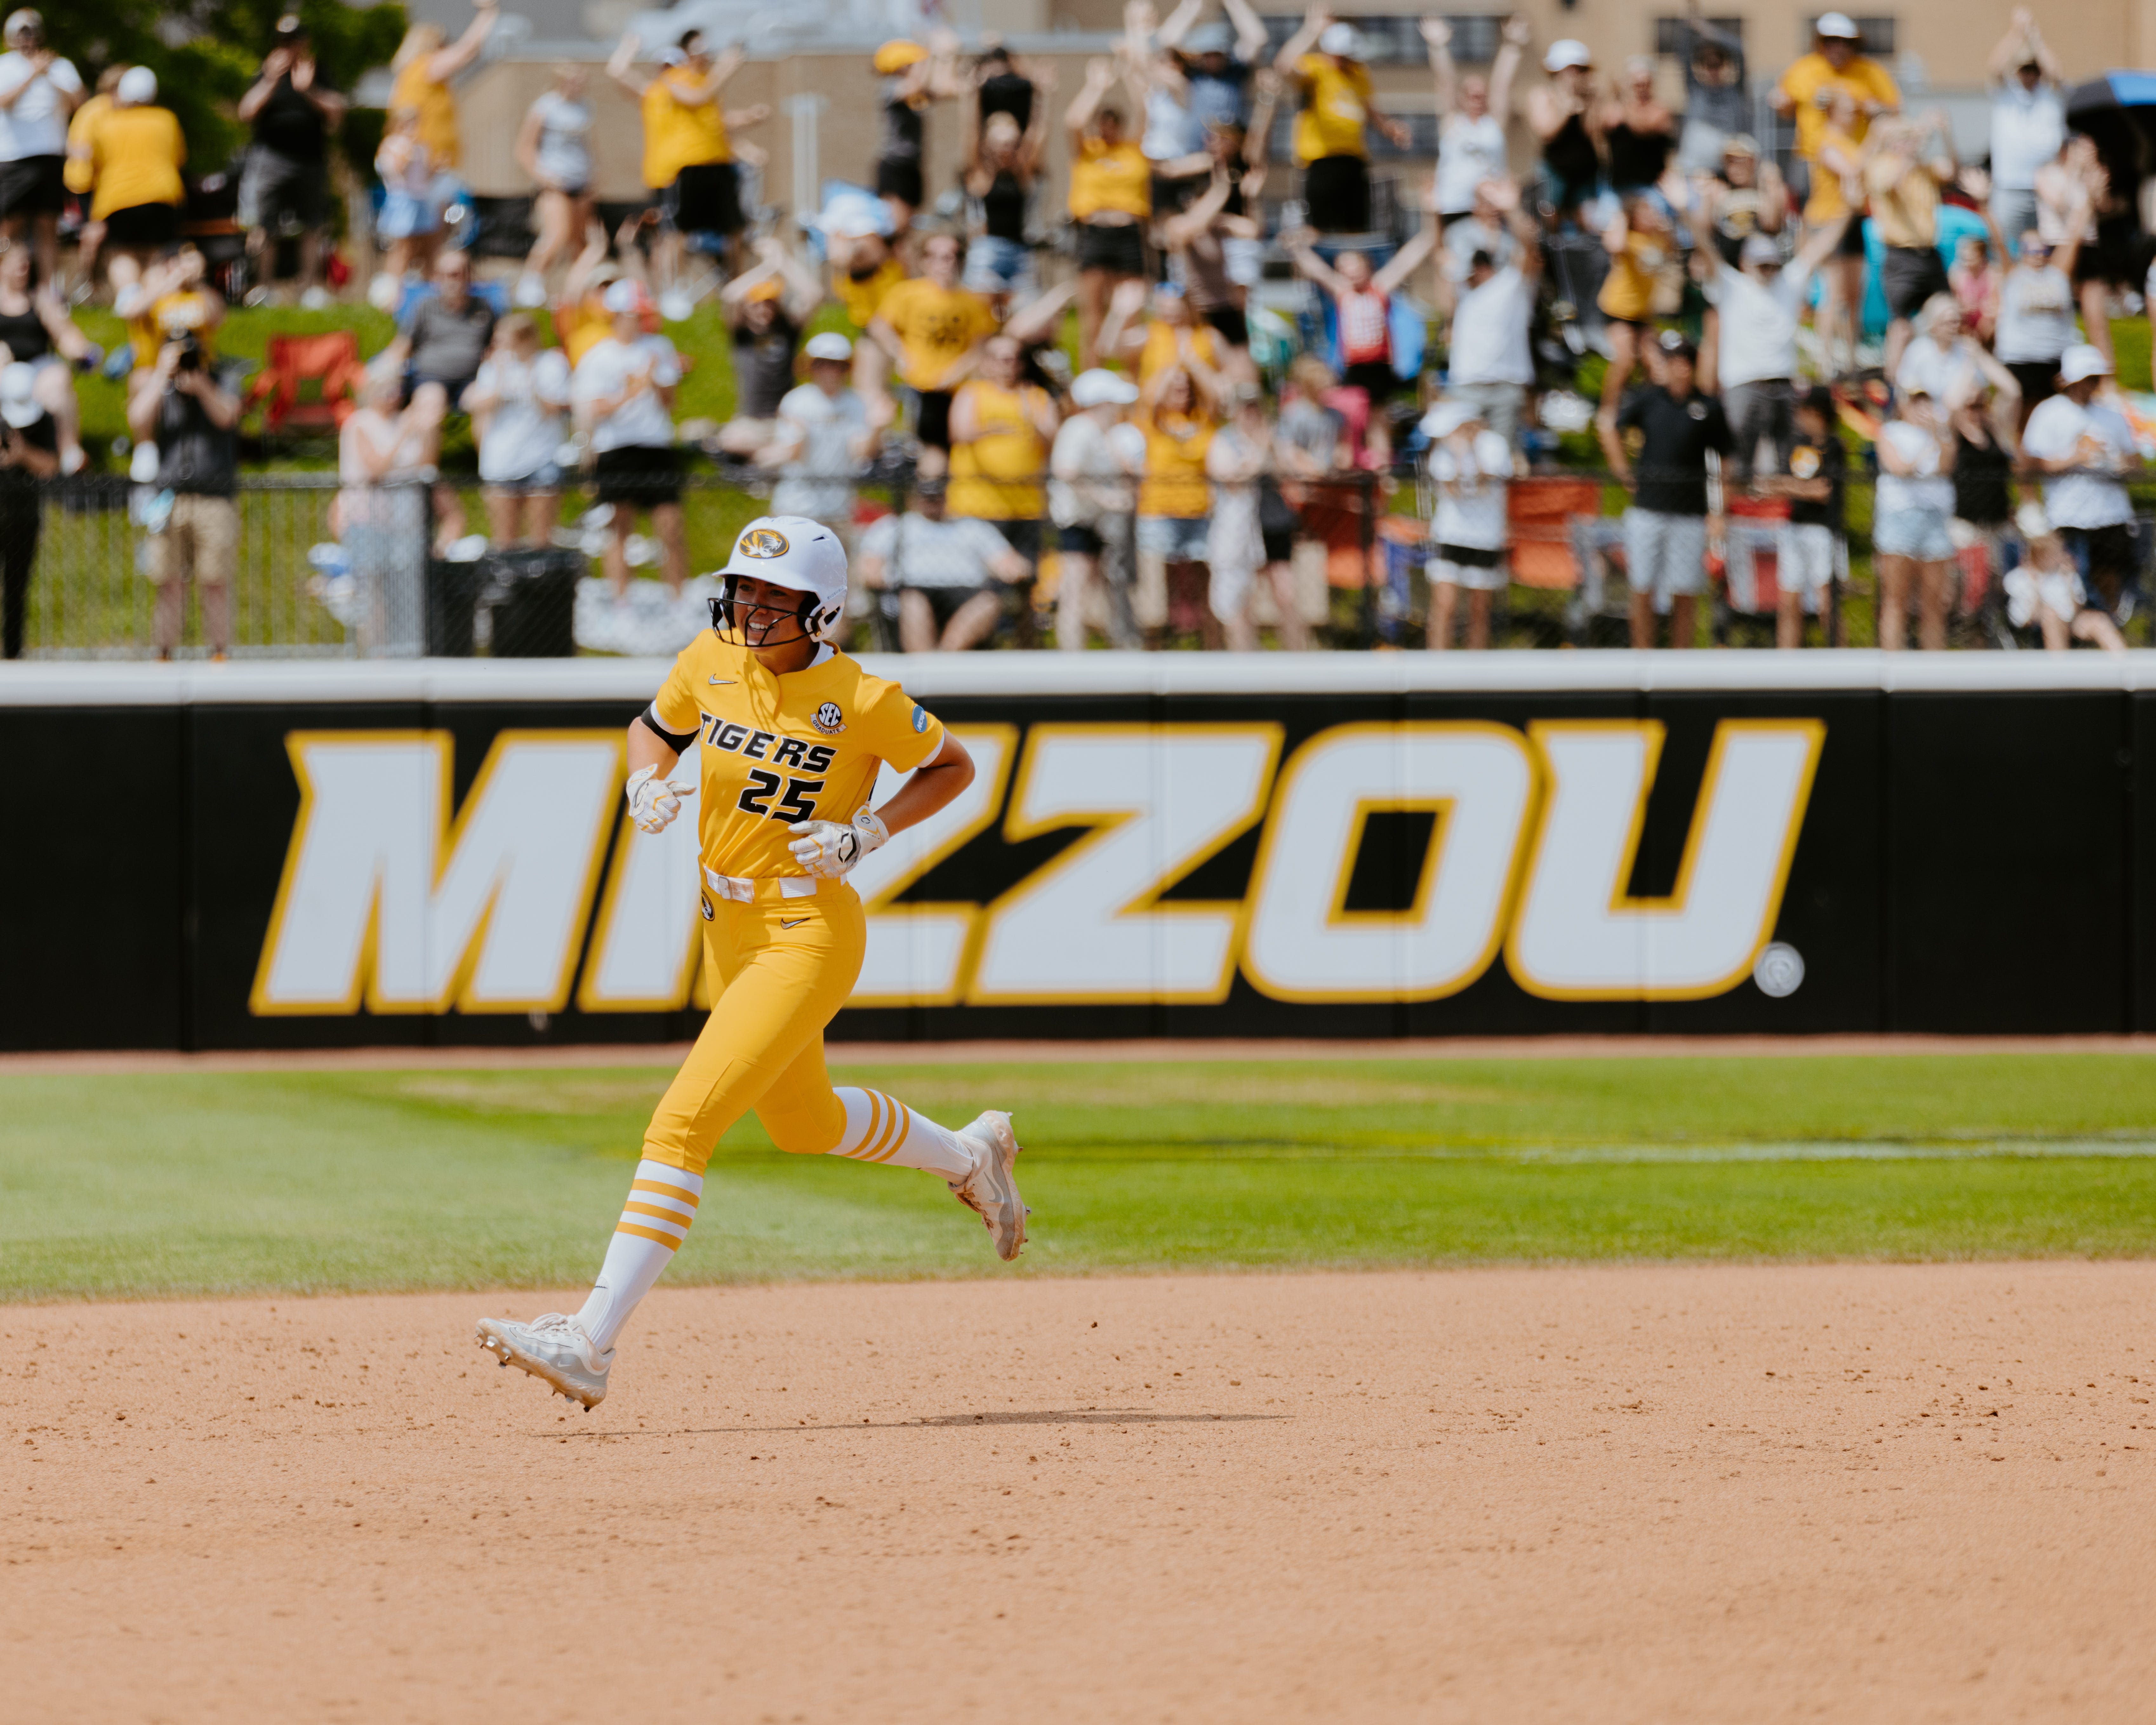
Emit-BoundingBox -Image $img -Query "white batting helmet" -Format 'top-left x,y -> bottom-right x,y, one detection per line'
713,515 -> 849,645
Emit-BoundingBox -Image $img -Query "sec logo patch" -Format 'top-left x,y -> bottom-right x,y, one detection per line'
739,526 -> 791,559
813,701 -> 847,735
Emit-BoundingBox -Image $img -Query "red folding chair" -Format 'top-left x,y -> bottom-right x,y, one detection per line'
245,331 -> 366,436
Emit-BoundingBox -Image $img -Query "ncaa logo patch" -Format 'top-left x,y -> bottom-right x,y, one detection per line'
739,525 -> 791,559
813,701 -> 847,735
911,704 -> 929,734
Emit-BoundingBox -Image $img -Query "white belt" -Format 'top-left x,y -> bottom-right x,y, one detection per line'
703,868 -> 820,903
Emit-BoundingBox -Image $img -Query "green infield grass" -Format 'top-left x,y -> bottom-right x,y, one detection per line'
7,1054 -> 2156,1301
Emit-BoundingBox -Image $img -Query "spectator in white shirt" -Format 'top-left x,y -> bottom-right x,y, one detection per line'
856,475 -> 1032,651
1049,365 -> 1143,650
572,277 -> 686,597
1872,386 -> 1958,651
765,331 -> 886,532
1985,10 -> 2064,247
1420,396 -> 1512,651
2004,498 -> 2126,652
1423,14 -> 1529,224
1977,165 -> 2088,426
462,313 -> 572,549
1894,295 -> 1984,409
1439,177 -> 1520,285
2020,343 -> 2139,614
1205,379 -> 1308,652
1700,208 -> 1847,481
1442,177 -> 1540,447
0,11 -> 81,286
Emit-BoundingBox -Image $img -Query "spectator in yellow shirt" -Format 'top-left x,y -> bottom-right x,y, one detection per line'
389,0 -> 499,180
1274,5 -> 1408,236
88,68 -> 184,296
867,231 -> 997,476
609,26 -> 769,290
1066,55 -> 1151,370
1137,347 -> 1223,639
948,333 -> 1061,572
63,63 -> 120,296
1771,12 -> 1898,180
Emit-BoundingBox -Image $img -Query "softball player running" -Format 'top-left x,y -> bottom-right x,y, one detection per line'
478,516 -> 1025,1409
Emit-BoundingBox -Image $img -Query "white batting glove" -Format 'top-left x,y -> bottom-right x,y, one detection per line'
626,763 -> 697,834
787,809 -> 889,879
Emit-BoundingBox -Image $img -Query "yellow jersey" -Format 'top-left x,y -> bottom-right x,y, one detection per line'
1805,125 -> 1860,224
948,379 -> 1050,519
64,93 -> 109,196
835,256 -> 906,330
1293,54 -> 1372,163
1068,137 -> 1151,221
1776,51 -> 1899,162
1138,408 -> 1215,517
648,629 -> 947,881
1864,150 -> 1937,250
127,290 -> 219,371
873,277 -> 997,391
1595,231 -> 1664,323
87,105 -> 184,220
642,68 -> 730,189
555,296 -> 610,365
391,58 -> 461,169
1137,320 -> 1221,385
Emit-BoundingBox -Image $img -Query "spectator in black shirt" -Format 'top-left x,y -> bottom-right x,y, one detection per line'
0,359 -> 54,657
714,236 -> 823,457
1762,385 -> 1847,647
1598,330 -> 1730,647
236,16 -> 345,308
127,333 -> 240,660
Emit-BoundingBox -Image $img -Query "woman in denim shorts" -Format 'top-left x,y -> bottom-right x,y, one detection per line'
1872,385 -> 1958,650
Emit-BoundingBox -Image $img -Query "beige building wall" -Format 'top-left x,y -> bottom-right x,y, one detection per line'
450,2 -> 2138,210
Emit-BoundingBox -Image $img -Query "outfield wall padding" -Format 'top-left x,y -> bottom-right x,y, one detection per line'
4,654 -> 2151,1051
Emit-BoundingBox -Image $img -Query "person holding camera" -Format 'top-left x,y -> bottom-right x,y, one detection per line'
236,15 -> 346,308
127,333 -> 240,660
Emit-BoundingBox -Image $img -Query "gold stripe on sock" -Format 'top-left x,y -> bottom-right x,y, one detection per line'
615,1222 -> 683,1249
621,1201 -> 691,1231
850,1089 -> 887,1159
871,1099 -> 911,1162
632,1178 -> 700,1208
865,1090 -> 907,1162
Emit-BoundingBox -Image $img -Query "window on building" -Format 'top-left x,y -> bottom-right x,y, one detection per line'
1654,16 -> 1744,57
1801,15 -> 1895,55
1261,15 -> 1504,65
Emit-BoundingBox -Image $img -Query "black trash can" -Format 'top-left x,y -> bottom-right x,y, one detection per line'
425,557 -> 487,657
482,547 -> 582,657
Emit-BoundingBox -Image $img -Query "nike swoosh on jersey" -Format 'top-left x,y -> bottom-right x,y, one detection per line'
779,917 -> 809,928
708,676 -> 736,685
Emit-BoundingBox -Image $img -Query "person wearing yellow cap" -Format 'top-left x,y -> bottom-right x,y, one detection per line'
714,235 -> 825,458
872,28 -> 959,239
609,24 -> 770,290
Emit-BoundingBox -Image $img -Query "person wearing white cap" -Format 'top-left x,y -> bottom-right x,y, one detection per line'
1698,200 -> 1848,480
1525,38 -> 1602,226
477,515 -> 1028,1412
0,10 -> 80,288
766,331 -> 886,535
2004,499 -> 2126,653
1273,2 -> 1408,234
572,276 -> 687,599
0,356 -> 53,658
461,313 -> 572,549
1770,12 -> 1898,183
1050,366 -> 1144,648
1421,396 -> 1512,650
82,64 -> 185,290
2021,343 -> 2139,613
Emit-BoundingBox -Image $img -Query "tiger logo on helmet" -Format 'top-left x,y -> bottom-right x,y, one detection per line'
709,515 -> 850,646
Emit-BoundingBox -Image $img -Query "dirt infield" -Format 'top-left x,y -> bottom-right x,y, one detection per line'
8,1265 -> 2155,1723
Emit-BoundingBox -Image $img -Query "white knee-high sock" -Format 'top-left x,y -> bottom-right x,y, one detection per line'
575,1160 -> 703,1353
827,1086 -> 975,1178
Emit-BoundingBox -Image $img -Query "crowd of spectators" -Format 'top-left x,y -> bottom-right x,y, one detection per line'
3,0 -> 2156,660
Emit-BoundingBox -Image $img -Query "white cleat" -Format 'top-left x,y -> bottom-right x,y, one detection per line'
474,1313 -> 613,1409
949,1110 -> 1028,1262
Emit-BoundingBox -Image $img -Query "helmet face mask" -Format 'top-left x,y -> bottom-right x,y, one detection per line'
713,575 -> 833,648
710,515 -> 850,649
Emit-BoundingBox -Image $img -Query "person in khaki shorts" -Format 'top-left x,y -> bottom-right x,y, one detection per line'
126,332 -> 240,658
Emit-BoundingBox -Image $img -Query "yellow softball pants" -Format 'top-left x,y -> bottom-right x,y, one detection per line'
640,884 -> 865,1175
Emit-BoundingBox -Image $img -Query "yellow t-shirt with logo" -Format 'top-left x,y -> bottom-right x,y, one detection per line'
642,68 -> 731,189
648,629 -> 946,882
391,58 -> 460,169
874,277 -> 998,391
1138,407 -> 1216,518
836,256 -> 906,330
1293,54 -> 1372,164
1068,136 -> 1151,221
1776,50 -> 1900,162
948,379 -> 1051,519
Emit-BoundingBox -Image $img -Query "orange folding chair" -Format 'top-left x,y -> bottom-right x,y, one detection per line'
245,331 -> 366,436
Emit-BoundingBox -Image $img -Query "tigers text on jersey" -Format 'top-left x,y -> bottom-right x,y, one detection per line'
650,632 -> 945,880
